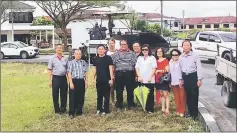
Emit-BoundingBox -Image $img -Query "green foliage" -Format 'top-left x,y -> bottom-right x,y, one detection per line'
217,27 -> 231,32
145,23 -> 161,34
134,20 -> 147,32
32,16 -> 55,26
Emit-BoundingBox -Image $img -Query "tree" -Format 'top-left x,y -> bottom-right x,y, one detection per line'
32,16 -> 55,26
134,20 -> 147,32
35,1 -> 119,50
145,23 -> 161,35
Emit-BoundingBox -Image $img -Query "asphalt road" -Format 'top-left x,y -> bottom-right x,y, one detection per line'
1,55 -> 236,131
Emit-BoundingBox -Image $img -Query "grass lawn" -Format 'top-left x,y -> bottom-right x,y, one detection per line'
1,63 -> 205,132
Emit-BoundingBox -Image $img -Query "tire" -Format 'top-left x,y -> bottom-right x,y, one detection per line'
223,53 -> 231,61
221,81 -> 236,108
216,74 -> 224,85
20,51 -> 29,59
0,52 -> 4,59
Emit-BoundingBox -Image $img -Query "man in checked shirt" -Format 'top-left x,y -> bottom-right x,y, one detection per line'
67,49 -> 88,119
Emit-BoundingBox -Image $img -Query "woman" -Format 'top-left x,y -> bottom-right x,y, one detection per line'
169,49 -> 186,117
135,44 -> 157,113
155,47 -> 170,116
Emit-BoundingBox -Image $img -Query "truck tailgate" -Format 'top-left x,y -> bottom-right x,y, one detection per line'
215,56 -> 236,82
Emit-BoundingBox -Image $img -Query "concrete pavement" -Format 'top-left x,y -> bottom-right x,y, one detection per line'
1,55 -> 236,132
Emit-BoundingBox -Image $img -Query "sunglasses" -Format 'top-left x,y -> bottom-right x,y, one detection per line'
142,49 -> 149,51
172,54 -> 179,56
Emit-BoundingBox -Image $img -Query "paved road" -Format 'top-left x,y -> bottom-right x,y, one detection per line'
200,59 -> 236,132
2,55 -> 236,131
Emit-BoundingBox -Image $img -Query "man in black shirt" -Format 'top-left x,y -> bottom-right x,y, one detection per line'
93,44 -> 114,116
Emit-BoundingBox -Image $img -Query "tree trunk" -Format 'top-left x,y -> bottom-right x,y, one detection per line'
62,28 -> 68,51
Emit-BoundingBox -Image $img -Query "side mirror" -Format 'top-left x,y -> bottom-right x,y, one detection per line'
215,39 -> 221,43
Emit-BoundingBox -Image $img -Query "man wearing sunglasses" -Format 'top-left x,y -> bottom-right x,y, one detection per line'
111,40 -> 137,112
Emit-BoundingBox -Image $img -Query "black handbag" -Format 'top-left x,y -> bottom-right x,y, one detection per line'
158,72 -> 171,84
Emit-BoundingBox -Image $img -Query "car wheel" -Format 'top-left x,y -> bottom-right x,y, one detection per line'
223,53 -> 231,61
0,52 -> 4,59
221,81 -> 236,108
20,51 -> 29,59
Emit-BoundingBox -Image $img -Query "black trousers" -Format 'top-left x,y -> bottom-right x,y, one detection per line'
96,81 -> 111,113
143,84 -> 155,112
52,75 -> 68,113
115,71 -> 135,109
182,72 -> 199,118
69,79 -> 85,115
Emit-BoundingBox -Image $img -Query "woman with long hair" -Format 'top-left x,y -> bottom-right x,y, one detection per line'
135,44 -> 157,113
155,47 -> 170,116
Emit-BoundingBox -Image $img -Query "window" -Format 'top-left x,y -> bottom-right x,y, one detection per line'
219,33 -> 236,42
9,44 -> 18,49
1,44 -> 9,48
199,33 -> 208,41
197,25 -> 202,28
189,25 -> 194,29
209,35 -> 220,42
181,26 -> 184,29
214,24 -> 219,28
234,24 -> 236,28
174,22 -> 178,27
205,25 -> 211,28
223,24 -> 229,28
9,12 -> 33,23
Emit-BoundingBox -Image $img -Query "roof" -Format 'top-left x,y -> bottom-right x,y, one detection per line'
1,22 -> 54,31
137,12 -> 175,20
1,1 -> 35,9
180,16 -> 237,25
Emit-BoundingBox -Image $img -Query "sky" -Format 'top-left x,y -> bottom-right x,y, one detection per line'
24,1 -> 236,18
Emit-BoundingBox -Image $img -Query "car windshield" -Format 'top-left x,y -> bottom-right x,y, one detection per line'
16,42 -> 27,48
219,33 -> 236,42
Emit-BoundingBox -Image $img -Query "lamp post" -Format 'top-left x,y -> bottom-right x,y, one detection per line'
182,10 -> 185,32
160,0 -> 163,36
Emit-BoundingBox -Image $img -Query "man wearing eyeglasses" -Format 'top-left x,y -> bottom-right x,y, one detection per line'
112,40 -> 137,112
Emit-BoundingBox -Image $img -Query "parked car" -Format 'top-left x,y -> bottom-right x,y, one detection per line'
178,31 -> 236,61
0,41 -> 39,59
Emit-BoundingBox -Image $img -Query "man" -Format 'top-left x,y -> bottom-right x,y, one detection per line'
179,40 -> 203,120
112,40 -> 137,112
93,44 -> 114,116
48,44 -> 68,114
132,42 -> 141,57
67,49 -> 88,119
106,38 -> 117,105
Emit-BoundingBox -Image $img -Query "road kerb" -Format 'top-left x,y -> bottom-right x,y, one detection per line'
198,101 -> 221,132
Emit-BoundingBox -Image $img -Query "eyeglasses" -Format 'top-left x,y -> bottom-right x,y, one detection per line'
142,49 -> 149,51
172,54 -> 179,56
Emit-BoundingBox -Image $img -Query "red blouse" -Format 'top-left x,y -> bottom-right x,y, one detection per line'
155,58 -> 169,83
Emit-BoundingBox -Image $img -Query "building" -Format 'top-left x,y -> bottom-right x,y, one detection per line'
1,1 -> 55,48
176,16 -> 237,31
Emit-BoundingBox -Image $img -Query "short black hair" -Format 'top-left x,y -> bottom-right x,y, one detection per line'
182,39 -> 192,47
155,47 -> 165,59
56,44 -> 63,47
97,44 -> 106,49
120,39 -> 128,45
141,44 -> 152,56
132,41 -> 141,51
170,49 -> 181,57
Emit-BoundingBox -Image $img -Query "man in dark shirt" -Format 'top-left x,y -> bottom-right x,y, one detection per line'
93,44 -> 114,116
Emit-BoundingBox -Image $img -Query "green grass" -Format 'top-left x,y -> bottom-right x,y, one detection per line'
1,63 -> 205,132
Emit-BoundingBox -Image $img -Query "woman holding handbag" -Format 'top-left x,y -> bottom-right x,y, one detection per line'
155,47 -> 170,116
135,44 -> 157,113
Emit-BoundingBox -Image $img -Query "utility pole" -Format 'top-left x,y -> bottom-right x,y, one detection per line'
182,10 -> 185,32
160,0 -> 163,36
11,1 -> 14,41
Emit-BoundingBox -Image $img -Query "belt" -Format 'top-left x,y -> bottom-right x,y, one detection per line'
53,75 -> 66,77
116,70 -> 132,73
182,71 -> 197,76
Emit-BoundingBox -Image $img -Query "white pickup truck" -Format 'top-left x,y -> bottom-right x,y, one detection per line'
215,44 -> 236,108
178,31 -> 236,62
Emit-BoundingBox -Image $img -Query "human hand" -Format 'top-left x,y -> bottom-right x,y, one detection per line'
179,80 -> 183,88
70,83 -> 74,90
138,77 -> 143,82
49,81 -> 52,88
197,80 -> 202,88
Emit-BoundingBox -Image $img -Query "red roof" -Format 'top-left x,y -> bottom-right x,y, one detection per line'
137,12 -> 173,20
181,16 -> 236,25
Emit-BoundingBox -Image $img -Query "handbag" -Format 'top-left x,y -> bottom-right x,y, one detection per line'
158,71 -> 171,84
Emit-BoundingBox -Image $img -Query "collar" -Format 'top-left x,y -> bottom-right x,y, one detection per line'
54,54 -> 64,58
74,59 -> 82,62
182,51 -> 192,57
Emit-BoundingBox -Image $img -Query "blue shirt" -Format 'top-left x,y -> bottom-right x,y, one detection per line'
67,59 -> 88,79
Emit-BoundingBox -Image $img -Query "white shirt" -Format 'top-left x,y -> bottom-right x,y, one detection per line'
107,51 -> 116,56
135,55 -> 157,83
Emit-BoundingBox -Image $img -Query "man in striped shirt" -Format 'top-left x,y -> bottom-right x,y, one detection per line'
67,49 -> 88,119
112,40 -> 137,112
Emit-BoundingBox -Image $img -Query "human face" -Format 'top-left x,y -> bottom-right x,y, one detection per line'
56,45 -> 63,55
108,40 -> 115,51
156,48 -> 163,58
133,43 -> 141,53
97,46 -> 106,56
182,41 -> 191,53
74,50 -> 81,60
142,47 -> 149,56
171,51 -> 179,61
120,40 -> 128,51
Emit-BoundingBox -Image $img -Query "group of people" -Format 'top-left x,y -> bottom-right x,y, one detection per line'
48,38 -> 202,120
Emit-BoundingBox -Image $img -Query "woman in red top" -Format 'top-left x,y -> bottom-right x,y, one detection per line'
155,47 -> 170,116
